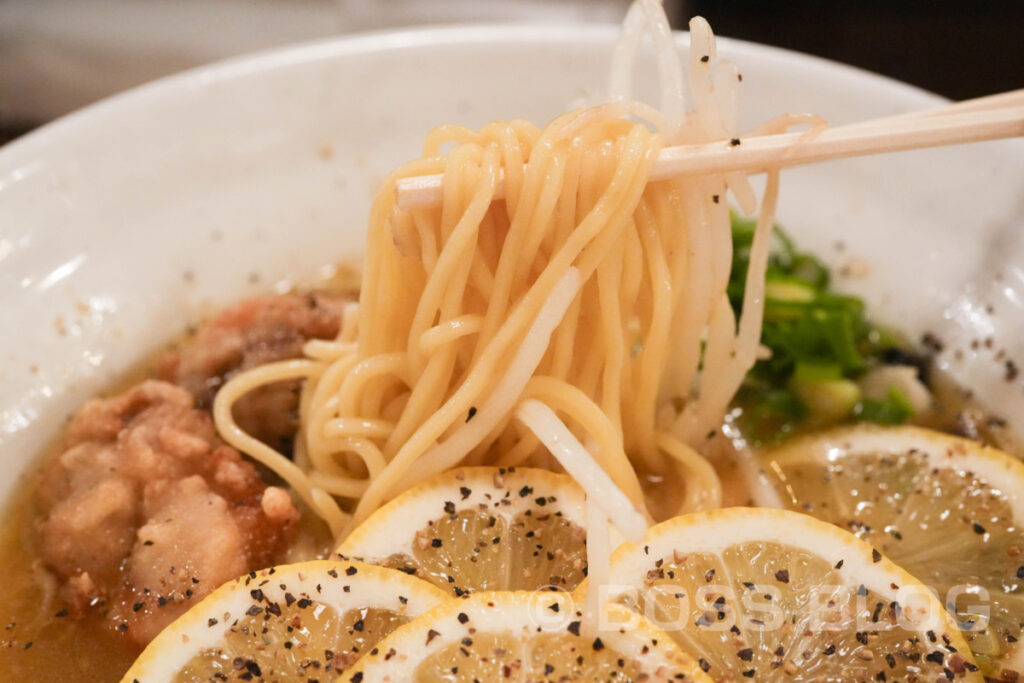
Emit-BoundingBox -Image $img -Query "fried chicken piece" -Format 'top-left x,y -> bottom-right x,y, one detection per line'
159,294 -> 346,453
35,380 -> 299,645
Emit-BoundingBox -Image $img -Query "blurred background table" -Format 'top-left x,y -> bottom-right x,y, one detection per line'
1,0 -> 1021,145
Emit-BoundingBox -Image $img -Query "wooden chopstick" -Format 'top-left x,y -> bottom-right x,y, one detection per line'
844,88 -> 1024,128
395,91 -> 1024,211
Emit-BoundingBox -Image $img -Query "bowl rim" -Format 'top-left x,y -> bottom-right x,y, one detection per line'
0,22 -> 949,173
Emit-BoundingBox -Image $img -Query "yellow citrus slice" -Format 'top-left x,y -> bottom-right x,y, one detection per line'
119,560 -> 447,682
595,507 -> 982,682
337,466 -> 590,596
344,590 -> 712,682
761,424 -> 1024,679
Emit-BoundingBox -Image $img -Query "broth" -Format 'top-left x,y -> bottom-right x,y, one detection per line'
1,259 -> 1019,680
0,456 -> 139,681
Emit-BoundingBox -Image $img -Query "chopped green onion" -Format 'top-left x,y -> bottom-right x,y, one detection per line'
727,210 -> 914,444
765,278 -> 816,304
792,362 -> 842,383
853,387 -> 915,425
790,377 -> 861,423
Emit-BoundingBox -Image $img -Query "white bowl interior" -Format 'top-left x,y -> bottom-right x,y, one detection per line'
1,25 -> 1023,504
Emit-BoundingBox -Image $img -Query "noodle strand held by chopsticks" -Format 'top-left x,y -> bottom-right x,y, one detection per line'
214,4 -> 798,542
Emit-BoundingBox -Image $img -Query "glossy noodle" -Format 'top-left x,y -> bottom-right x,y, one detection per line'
213,7 -> 792,542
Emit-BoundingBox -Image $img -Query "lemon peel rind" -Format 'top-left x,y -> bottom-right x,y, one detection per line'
598,507 -> 978,664
120,560 -> 447,683
344,590 -> 713,682
337,466 -> 589,560
764,424 -> 1024,521
764,425 -> 1024,673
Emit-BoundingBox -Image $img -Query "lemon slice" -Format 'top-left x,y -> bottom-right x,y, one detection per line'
344,590 -> 711,682
120,560 -> 447,682
762,425 -> 1024,678
338,467 -> 590,595
596,507 -> 981,682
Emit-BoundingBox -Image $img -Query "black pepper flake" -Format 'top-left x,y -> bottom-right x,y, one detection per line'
132,601 -> 144,613
730,138 -> 741,146
704,569 -> 715,582
55,609 -> 68,618
1017,566 -> 1024,579
327,569 -> 338,578
457,612 -> 469,624
518,486 -> 533,498
700,55 -> 710,63
712,194 -> 720,204
824,644 -> 836,655
925,650 -> 945,664
592,638 -> 605,651
346,566 -> 358,576
834,559 -> 844,570
426,629 -> 441,645
972,522 -> 986,535
352,619 -> 365,632
742,670 -> 755,678
297,598 -> 313,609
1006,360 -> 1019,382
699,658 -> 711,672
466,407 -> 477,422
738,648 -> 753,661
567,621 -> 581,636
871,549 -> 882,563
871,602 -> 883,622
921,332 -> 945,353
431,538 -> 443,548
774,569 -> 790,583
350,674 -> 364,683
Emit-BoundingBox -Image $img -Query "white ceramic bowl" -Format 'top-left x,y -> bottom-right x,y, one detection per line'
1,25 -> 1022,504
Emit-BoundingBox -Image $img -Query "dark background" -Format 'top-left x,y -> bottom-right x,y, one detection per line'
2,1 -> 1022,144
674,0 -> 1024,100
